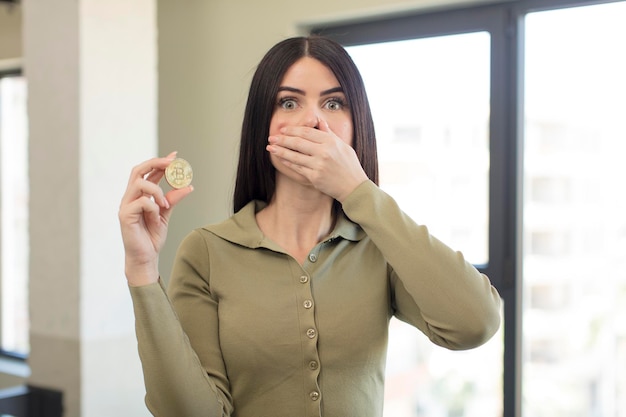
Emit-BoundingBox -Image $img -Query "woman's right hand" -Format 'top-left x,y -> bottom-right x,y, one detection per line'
118,152 -> 194,286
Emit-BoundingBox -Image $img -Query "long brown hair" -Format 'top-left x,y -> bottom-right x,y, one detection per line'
233,36 -> 378,213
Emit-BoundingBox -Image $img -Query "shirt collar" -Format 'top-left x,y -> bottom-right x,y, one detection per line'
205,200 -> 365,249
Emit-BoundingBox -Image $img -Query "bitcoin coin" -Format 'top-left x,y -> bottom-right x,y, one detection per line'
165,158 -> 193,189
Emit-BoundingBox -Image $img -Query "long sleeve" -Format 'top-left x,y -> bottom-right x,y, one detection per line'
341,180 -> 501,350
129,272 -> 233,416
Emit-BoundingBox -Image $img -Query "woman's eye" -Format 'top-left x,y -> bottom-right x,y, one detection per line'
279,98 -> 298,110
325,98 -> 345,111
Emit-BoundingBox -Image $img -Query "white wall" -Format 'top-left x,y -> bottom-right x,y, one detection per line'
23,0 -> 157,415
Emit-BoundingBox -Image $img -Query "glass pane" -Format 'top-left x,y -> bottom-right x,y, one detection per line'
347,33 -> 502,417
523,3 -> 626,417
348,33 -> 490,267
0,75 -> 29,356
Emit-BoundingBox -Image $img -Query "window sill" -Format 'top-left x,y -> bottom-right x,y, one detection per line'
0,355 -> 30,380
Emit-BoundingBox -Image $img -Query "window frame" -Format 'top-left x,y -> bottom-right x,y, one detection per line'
310,1 -> 623,415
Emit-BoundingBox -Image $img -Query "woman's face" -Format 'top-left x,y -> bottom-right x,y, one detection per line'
267,57 -> 353,188
269,56 -> 353,146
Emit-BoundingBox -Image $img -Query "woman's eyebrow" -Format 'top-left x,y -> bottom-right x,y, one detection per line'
320,86 -> 343,96
277,86 -> 305,95
277,86 -> 344,96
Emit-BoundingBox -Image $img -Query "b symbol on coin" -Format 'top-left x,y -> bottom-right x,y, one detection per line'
165,158 -> 193,189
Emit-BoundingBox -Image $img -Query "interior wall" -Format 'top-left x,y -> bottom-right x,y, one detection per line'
156,0 -> 489,278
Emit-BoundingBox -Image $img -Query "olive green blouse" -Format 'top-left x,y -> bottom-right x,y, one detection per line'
129,180 -> 501,417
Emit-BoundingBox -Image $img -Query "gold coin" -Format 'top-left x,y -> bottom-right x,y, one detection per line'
165,158 -> 193,189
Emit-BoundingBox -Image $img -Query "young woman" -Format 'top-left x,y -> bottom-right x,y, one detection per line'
119,36 -> 501,417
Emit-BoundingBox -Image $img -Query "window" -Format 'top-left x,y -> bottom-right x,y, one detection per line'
523,3 -> 626,416
347,32 -> 491,267
0,71 -> 29,357
312,0 -> 626,415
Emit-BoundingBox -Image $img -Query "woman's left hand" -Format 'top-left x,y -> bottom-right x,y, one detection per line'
267,119 -> 369,202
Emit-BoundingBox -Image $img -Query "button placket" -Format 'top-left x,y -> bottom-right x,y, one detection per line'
289,262 -> 321,414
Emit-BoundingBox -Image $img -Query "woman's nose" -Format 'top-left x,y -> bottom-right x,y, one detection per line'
300,107 -> 320,129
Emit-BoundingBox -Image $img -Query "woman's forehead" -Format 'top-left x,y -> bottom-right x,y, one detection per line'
279,57 -> 341,92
